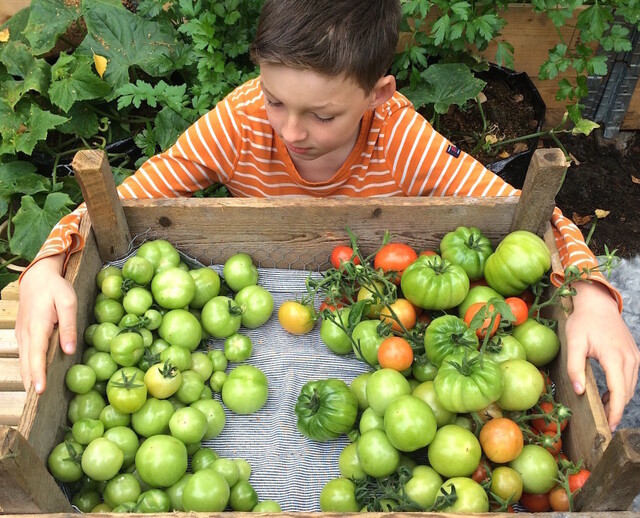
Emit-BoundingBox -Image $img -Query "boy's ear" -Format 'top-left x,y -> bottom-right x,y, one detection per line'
368,75 -> 396,109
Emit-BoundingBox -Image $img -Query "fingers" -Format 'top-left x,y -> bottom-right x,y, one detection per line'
565,328 -> 587,395
28,324 -> 52,394
55,285 -> 78,356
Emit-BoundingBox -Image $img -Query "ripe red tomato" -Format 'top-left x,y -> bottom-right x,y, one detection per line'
330,246 -> 360,269
377,337 -> 414,371
464,302 -> 500,338
568,468 -> 591,493
535,429 -> 563,456
531,401 -> 569,433
519,491 -> 550,512
374,243 -> 417,284
505,297 -> 528,326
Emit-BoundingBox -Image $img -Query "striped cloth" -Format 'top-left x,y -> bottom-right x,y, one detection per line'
28,77 -> 621,309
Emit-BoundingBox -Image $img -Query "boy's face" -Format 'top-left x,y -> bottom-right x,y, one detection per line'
259,63 -> 377,167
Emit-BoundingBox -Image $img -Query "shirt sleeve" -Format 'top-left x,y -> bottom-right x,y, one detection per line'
22,97 -> 242,279
385,106 -> 623,311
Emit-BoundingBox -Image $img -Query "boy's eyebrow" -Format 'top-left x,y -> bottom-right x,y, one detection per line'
260,81 -> 337,111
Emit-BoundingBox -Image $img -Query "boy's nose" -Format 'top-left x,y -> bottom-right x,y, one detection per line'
281,116 -> 306,142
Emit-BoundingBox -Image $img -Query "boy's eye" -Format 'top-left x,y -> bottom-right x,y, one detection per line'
266,98 -> 282,108
315,114 -> 334,123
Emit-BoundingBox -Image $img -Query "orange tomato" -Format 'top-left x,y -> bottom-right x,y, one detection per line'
377,336 -> 414,371
478,417 -> 524,463
379,298 -> 417,332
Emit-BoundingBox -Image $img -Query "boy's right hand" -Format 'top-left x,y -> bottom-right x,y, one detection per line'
16,254 -> 77,394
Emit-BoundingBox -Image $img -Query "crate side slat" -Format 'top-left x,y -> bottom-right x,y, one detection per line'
0,280 -> 19,301
0,300 -> 18,329
18,216 -> 102,466
0,426 -> 73,513
0,392 -> 26,426
542,228 -> 611,473
122,196 -> 519,268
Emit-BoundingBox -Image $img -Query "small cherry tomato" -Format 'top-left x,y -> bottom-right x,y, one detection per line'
330,245 -> 360,269
505,297 -> 528,326
374,243 -> 417,284
278,300 -> 315,335
464,302 -> 500,338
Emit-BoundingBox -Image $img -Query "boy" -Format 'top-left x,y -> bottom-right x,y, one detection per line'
17,0 -> 639,432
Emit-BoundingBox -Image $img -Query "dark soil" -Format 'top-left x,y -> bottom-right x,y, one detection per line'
554,131 -> 640,259
433,70 -> 640,260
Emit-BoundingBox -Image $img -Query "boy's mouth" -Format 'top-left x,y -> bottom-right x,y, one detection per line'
286,143 -> 310,155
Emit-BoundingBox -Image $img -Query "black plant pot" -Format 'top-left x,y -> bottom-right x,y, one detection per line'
479,65 -> 546,190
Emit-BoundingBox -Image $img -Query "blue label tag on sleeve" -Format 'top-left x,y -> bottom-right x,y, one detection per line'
446,144 -> 461,158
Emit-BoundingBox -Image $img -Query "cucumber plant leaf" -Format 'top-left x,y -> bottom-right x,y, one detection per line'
24,0 -> 83,55
10,192 -> 75,261
0,160 -> 48,219
49,53 -> 111,112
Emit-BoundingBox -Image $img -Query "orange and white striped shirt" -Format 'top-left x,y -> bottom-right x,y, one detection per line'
34,78 -> 621,309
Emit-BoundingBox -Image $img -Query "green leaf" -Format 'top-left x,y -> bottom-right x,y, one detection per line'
431,14 -> 451,47
154,107 -> 191,152
402,63 -> 485,114
601,24 -> 633,53
49,54 -> 112,112
0,161 -> 48,218
494,41 -> 514,69
0,41 -> 50,102
24,0 -> 82,55
572,118 -> 600,137
56,102 -> 100,138
12,103 -> 69,155
77,2 -> 187,94
576,3 -> 611,41
10,192 -> 75,261
0,271 -> 20,292
586,55 -> 608,76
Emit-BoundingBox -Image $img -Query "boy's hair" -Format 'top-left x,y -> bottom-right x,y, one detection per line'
250,0 -> 401,93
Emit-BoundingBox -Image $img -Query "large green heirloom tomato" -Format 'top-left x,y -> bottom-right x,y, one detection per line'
483,230 -> 551,296
401,255 -> 469,310
136,239 -> 181,274
434,351 -> 503,413
295,378 -> 358,441
440,226 -> 493,281
424,314 -> 479,367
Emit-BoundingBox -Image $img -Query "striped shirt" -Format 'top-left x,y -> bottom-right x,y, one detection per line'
34,77 -> 621,309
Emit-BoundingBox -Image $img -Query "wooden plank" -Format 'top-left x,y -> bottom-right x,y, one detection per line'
0,329 -> 18,358
0,425 -> 72,513
0,358 -> 22,391
0,392 -> 26,426
0,0 -> 30,24
122,196 -> 520,269
0,281 -> 19,301
511,148 -> 568,235
71,150 -> 132,262
0,300 -> 18,329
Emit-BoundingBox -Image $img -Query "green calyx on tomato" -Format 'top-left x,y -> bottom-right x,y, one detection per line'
434,350 -> 504,413
295,378 -> 358,441
484,230 -> 551,296
401,255 -> 470,310
439,226 -> 493,281
424,314 -> 479,367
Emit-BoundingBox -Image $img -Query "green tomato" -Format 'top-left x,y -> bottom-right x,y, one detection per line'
190,351 -> 214,382
191,398 -> 226,440
427,424 -> 481,478
65,364 -> 97,394
438,477 -> 489,513
151,267 -> 196,309
81,437 -> 124,481
144,361 -> 183,399
457,285 -> 505,318
109,331 -> 145,367
365,368 -> 411,415
169,406 -> 208,444
509,444 -> 558,494
201,296 -> 242,339
434,350 -> 503,413
234,458 -> 252,481
484,334 -> 527,363
496,359 -> 545,411
71,417 -> 104,445
190,448 -> 220,472
209,371 -> 227,393
383,394 -> 437,452
103,425 -> 139,468
359,407 -> 384,434
338,442 -> 366,480
253,500 -> 282,512
234,285 -> 274,328
72,489 -> 102,513
94,298 -> 125,324
224,332 -> 253,362
47,441 -> 84,483
135,489 -> 171,513
320,478 -> 359,512
122,255 -> 154,285
136,239 -> 180,273
212,458 -> 240,487
424,314 -> 479,367
401,255 -> 470,310
412,381 -> 456,428
440,226 -> 493,280
92,322 -> 120,352
402,465 -> 443,509
101,274 -> 124,300
122,287 -> 154,316
158,309 -> 203,351
67,390 -> 106,423
160,345 -> 192,372
229,480 -> 258,511
131,397 -> 174,437
349,371 -> 371,411
175,370 -> 206,405
295,378 -> 358,441
319,308 -> 353,355
86,351 -> 119,382
189,267 -> 222,309
223,253 -> 259,292
356,429 -> 400,478
99,405 -> 131,429
103,473 -> 141,509
182,469 -> 229,512
166,473 -> 192,511
221,365 -> 268,414
351,319 -> 388,366
106,367 -> 148,414
484,230 -> 551,296
96,265 -> 122,290
135,434 -> 188,488
511,318 -> 560,366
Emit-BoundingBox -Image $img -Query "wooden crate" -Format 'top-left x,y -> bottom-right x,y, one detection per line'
1,148 -> 639,516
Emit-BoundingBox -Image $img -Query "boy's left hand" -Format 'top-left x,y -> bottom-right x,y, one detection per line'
565,281 -> 640,433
